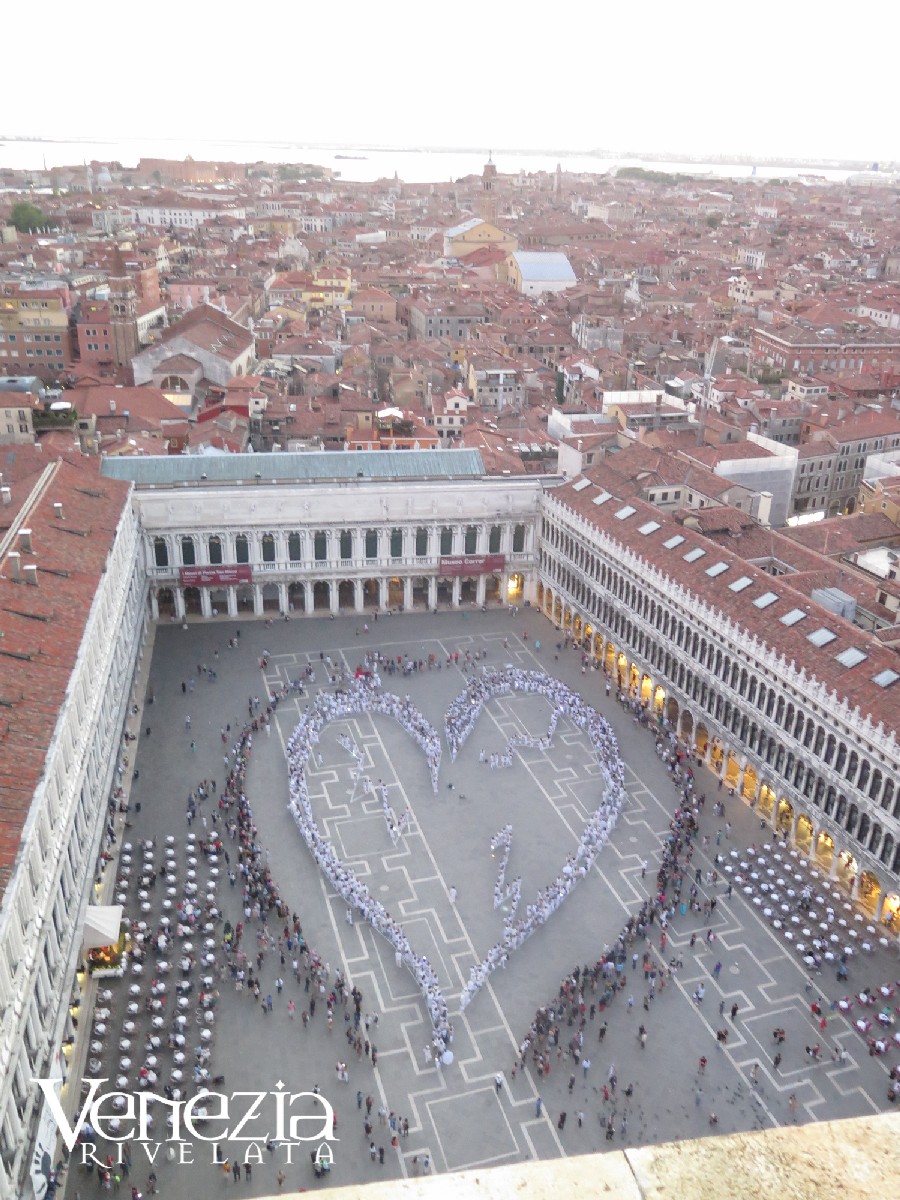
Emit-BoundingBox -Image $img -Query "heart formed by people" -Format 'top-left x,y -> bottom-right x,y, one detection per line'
285,668 -> 626,1054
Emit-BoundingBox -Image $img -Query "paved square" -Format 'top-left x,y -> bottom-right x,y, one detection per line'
65,609 -> 899,1199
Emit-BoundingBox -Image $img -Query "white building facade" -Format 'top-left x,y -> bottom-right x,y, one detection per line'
0,480 -> 146,1200
3,445 -> 900,1198
537,483 -> 900,928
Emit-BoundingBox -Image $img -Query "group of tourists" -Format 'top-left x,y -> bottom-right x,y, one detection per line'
286,678 -> 452,1055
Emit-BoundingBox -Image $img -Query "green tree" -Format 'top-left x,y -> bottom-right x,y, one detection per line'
10,201 -> 47,232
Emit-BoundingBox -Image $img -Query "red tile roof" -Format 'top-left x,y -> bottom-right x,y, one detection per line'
0,450 -> 131,901
554,471 -> 900,728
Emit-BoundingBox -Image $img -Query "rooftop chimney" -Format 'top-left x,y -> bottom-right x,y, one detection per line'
8,550 -> 20,580
18,528 -> 33,553
23,563 -> 38,586
53,502 -> 64,520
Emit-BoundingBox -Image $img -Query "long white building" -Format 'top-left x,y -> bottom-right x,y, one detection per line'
0,446 -> 898,1198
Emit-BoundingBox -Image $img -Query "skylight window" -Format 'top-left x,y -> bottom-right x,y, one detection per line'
729,576 -> 753,592
683,547 -> 706,563
592,490 -> 612,506
572,477 -> 591,492
753,591 -> 779,609
663,534 -> 685,549
807,627 -> 837,647
706,562 -> 729,578
615,505 -> 637,520
835,647 -> 867,668
873,668 -> 899,688
780,608 -> 806,626
638,520 -> 661,535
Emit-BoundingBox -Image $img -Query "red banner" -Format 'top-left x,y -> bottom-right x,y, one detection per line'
179,565 -> 253,587
438,554 -> 506,577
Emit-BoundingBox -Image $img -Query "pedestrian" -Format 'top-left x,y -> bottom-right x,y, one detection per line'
695,1086 -> 703,1107
730,1002 -> 739,1021
369,1142 -> 377,1161
494,1072 -> 503,1094
378,1147 -> 385,1165
576,1110 -> 584,1127
773,1052 -> 782,1071
535,1096 -> 543,1117
698,1056 -> 707,1074
557,1111 -> 567,1130
232,1160 -> 240,1181
275,1168 -> 286,1189
582,1057 -> 591,1079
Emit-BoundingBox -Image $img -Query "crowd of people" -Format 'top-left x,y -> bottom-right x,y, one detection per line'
286,678 -> 452,1055
491,824 -> 519,917
453,669 -> 628,1011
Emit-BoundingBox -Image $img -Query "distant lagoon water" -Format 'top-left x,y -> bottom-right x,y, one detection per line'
0,137 -> 859,184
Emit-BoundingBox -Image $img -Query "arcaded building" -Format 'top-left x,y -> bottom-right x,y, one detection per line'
0,446 -> 898,1198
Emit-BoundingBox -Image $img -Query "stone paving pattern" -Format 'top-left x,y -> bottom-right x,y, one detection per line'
65,608 -> 900,1198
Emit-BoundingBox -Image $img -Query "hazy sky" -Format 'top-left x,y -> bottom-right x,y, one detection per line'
5,1 -> 895,161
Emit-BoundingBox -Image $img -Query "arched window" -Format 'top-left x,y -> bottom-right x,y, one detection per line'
160,374 -> 190,392
235,534 -> 249,564
416,527 -> 430,556
181,536 -> 196,567
288,532 -> 302,562
513,523 -> 526,552
314,531 -> 328,561
262,533 -> 276,563
208,535 -> 223,565
391,528 -> 403,558
153,537 -> 168,568
340,530 -> 353,559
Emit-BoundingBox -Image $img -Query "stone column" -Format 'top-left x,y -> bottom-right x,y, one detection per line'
330,580 -> 340,615
354,579 -> 364,611
200,589 -> 212,618
378,577 -> 388,610
278,582 -> 289,614
428,577 -> 437,609
227,586 -> 238,618
149,589 -> 160,620
873,893 -> 886,922
252,585 -> 263,616
476,575 -> 487,606
303,582 -> 314,613
403,577 -> 413,610
174,588 -> 186,620
452,577 -> 461,607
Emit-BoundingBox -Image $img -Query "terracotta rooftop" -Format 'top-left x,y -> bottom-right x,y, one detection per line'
0,450 -> 131,902
555,470 -> 900,728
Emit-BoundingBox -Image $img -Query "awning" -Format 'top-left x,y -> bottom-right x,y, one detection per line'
82,905 -> 123,950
